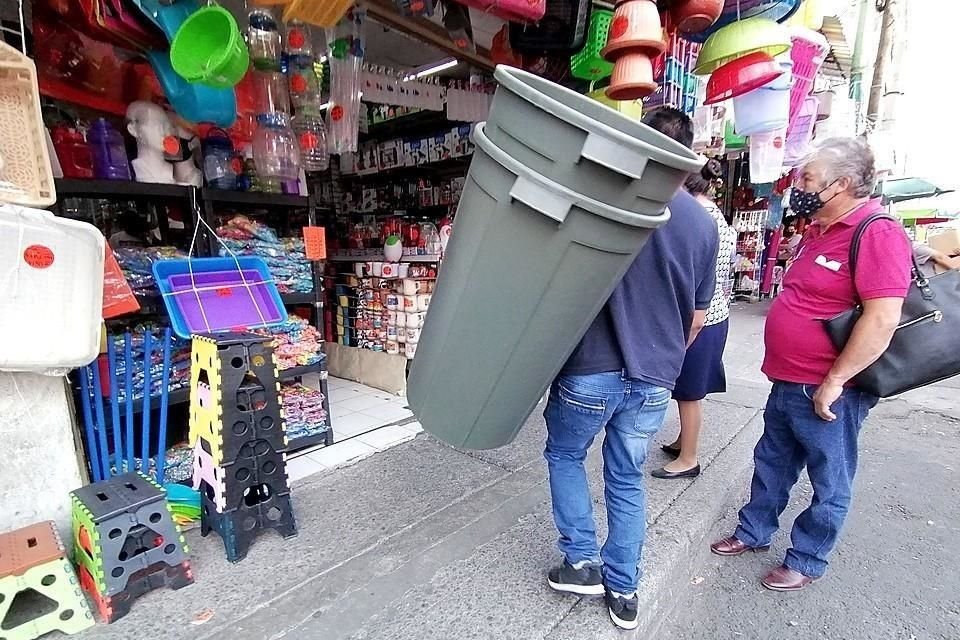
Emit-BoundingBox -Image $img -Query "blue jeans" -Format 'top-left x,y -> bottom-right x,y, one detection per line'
735,382 -> 878,578
543,371 -> 671,594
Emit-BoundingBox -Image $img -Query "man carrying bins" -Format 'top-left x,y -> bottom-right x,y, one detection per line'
543,108 -> 720,630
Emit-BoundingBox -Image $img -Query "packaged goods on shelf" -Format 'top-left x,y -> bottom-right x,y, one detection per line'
109,323 -> 192,402
114,246 -> 188,295
253,315 -> 325,370
280,382 -> 329,441
216,214 -> 314,293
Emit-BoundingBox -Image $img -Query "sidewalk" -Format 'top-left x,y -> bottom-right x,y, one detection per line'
73,303 -> 955,640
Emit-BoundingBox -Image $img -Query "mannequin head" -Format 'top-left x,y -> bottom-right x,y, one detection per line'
126,101 -> 175,156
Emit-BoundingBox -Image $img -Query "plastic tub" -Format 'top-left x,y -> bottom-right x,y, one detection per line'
484,66 -> 704,213
732,85 -> 790,134
406,123 -> 672,450
0,205 -> 105,372
152,257 -> 286,338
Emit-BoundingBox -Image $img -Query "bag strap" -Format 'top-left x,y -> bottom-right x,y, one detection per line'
848,213 -> 933,301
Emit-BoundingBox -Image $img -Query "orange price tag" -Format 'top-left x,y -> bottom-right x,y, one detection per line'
303,226 -> 326,261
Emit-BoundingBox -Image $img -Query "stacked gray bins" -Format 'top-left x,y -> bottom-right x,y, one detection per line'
407,67 -> 704,450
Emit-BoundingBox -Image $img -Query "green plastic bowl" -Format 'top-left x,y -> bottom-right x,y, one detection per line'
170,5 -> 249,89
693,17 -> 791,76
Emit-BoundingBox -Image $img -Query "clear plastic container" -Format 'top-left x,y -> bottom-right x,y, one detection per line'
284,20 -> 313,57
253,69 -> 291,120
252,122 -> 301,182
287,57 -> 321,111
292,112 -> 329,172
202,127 -> 239,190
87,118 -> 131,180
247,9 -> 281,71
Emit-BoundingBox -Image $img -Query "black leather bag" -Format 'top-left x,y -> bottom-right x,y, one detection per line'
823,214 -> 960,398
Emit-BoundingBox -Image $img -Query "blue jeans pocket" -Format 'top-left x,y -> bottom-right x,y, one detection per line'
556,378 -> 608,436
631,386 -> 671,436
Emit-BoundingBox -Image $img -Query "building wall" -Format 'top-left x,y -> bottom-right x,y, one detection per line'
0,373 -> 84,537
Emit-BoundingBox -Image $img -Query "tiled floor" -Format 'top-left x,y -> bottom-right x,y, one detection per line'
286,376 -> 421,483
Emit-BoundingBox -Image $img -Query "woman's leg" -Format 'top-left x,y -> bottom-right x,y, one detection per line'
663,400 -> 702,472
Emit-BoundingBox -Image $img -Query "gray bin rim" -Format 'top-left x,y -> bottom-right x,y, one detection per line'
493,65 -> 706,175
473,122 -> 670,229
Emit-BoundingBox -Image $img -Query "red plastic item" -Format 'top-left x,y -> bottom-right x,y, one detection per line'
606,51 -> 657,101
601,0 -> 665,62
671,0 -> 723,35
102,244 -> 140,319
51,126 -> 95,179
704,51 -> 783,105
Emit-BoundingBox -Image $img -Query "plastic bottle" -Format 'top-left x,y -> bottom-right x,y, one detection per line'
87,118 -> 131,180
247,9 -> 281,71
252,122 -> 301,192
201,128 -> 239,190
292,112 -> 329,172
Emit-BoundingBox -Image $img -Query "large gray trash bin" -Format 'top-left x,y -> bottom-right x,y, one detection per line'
407,124 -> 672,450
485,66 -> 704,213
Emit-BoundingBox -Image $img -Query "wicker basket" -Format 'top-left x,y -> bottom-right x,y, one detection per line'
0,42 -> 56,208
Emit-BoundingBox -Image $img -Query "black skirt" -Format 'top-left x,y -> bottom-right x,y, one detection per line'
673,319 -> 729,401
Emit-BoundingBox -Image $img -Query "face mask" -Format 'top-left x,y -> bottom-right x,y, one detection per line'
789,180 -> 840,218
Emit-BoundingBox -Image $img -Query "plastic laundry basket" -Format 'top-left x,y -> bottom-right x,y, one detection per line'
406,124 -> 672,450
485,66 -> 704,214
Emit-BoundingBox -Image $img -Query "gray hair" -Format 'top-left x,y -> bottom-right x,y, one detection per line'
806,137 -> 877,198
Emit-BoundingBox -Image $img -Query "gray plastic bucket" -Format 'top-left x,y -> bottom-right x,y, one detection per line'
406,123 -> 672,450
485,66 -> 704,214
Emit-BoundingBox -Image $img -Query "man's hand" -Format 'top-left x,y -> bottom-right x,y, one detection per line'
812,380 -> 844,421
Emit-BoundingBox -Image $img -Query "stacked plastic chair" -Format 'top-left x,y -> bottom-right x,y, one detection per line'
70,472 -> 193,623
0,521 -> 94,639
189,332 -> 297,563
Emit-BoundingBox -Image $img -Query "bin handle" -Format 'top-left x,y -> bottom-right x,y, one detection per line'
510,175 -> 572,224
581,132 -> 649,180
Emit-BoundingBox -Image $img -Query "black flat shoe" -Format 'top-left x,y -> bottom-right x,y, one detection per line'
661,444 -> 682,458
651,464 -> 701,479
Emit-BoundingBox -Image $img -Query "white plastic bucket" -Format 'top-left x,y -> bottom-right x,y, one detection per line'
734,86 -> 790,135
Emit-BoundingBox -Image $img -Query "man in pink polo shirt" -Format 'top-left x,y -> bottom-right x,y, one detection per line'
710,138 -> 912,591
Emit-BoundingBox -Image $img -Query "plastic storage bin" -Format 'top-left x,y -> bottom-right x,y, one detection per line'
484,66 -> 704,213
749,128 -> 787,183
406,123 -> 673,450
0,205 -> 105,372
152,256 -> 286,338
570,9 -> 614,80
732,85 -> 790,134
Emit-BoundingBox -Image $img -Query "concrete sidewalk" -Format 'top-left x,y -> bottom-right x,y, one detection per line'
72,304 -> 957,639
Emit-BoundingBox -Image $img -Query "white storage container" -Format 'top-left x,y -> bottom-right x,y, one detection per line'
0,204 -> 105,372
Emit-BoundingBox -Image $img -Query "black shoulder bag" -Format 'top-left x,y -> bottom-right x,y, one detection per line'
823,213 -> 960,398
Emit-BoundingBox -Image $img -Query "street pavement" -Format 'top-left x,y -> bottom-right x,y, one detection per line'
73,303 -> 959,640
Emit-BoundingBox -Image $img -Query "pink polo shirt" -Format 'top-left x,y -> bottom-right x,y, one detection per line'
762,198 -> 912,385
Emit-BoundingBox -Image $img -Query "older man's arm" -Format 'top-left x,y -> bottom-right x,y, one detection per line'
812,297 -> 904,420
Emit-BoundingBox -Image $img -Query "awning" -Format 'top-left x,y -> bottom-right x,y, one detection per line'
876,177 -> 955,205
820,15 -> 854,81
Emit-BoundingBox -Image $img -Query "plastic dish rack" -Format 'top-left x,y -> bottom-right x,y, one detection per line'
152,256 -> 287,338
0,42 -> 56,208
570,9 -> 614,80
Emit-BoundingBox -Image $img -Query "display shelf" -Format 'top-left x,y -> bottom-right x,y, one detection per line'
287,429 -> 331,452
361,110 -> 469,143
39,78 -> 129,117
201,188 -> 313,209
55,178 -> 192,199
280,292 -> 319,305
329,253 -> 441,263
278,362 -> 325,380
343,155 -> 472,182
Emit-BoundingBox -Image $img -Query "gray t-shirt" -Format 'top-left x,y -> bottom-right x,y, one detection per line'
912,242 -> 938,276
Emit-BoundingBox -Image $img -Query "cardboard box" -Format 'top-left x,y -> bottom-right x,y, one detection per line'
929,228 -> 960,257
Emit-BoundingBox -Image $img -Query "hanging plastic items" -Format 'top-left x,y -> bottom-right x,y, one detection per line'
325,7 -> 366,155
246,7 -> 282,71
292,112 -> 329,172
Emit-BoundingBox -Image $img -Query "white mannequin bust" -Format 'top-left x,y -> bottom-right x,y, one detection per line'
172,126 -> 202,187
126,101 -> 176,184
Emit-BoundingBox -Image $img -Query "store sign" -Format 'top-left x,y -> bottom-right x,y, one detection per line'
303,226 -> 327,261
